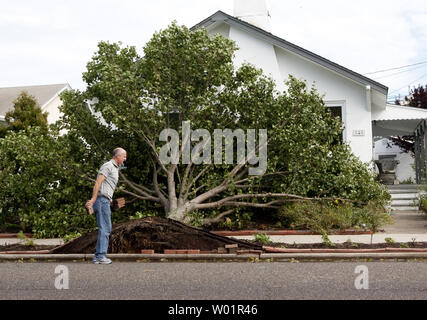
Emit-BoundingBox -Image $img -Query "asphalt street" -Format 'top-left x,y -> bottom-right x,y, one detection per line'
1,262 -> 427,300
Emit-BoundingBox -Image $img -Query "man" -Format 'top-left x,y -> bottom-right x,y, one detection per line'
86,148 -> 127,265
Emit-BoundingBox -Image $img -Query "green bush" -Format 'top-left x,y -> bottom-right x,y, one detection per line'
277,201 -> 392,235
253,233 -> 272,244
419,197 -> 427,213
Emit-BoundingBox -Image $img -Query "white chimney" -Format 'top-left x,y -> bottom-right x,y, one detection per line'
234,0 -> 272,32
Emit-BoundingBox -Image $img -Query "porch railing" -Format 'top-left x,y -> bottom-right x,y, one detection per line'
415,119 -> 427,184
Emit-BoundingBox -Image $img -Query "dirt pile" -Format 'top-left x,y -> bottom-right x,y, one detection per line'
51,216 -> 263,254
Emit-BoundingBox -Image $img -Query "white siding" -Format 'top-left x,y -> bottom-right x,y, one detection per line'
209,23 -> 374,163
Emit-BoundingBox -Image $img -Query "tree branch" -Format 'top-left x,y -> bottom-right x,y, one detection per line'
202,209 -> 235,226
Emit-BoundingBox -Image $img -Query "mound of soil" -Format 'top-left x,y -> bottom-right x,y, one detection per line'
51,216 -> 264,254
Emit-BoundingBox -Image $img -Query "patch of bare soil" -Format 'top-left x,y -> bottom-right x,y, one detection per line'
51,216 -> 264,254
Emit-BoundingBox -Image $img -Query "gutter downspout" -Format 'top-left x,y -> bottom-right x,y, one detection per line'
366,85 -> 372,112
366,85 -> 374,166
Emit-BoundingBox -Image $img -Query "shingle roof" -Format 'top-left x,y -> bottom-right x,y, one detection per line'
0,83 -> 69,116
192,11 -> 388,95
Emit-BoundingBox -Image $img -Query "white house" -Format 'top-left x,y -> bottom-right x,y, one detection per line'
0,83 -> 71,126
192,0 -> 427,183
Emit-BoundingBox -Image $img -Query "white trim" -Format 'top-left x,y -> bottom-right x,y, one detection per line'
41,84 -> 71,111
325,100 -> 347,142
366,85 -> 372,112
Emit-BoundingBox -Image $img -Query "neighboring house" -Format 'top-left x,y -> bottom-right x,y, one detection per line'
0,83 -> 71,126
373,137 -> 415,183
192,0 -> 427,183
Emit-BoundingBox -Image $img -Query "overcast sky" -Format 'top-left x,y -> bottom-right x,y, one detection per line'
1,0 -> 426,101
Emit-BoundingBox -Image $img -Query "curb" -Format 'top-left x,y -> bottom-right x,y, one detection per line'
1,252 -> 427,262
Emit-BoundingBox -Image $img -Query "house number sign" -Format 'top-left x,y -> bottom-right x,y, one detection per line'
352,130 -> 365,137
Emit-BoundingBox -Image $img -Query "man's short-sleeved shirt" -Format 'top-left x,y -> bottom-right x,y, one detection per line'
98,159 -> 119,200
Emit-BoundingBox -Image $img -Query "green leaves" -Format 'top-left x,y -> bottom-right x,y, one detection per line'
0,92 -> 48,138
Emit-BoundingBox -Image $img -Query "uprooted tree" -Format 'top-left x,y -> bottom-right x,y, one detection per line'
58,22 -> 389,227
0,23 -> 390,237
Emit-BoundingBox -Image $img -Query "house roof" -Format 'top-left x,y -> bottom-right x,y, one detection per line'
191,11 -> 389,95
373,104 -> 427,122
0,83 -> 69,117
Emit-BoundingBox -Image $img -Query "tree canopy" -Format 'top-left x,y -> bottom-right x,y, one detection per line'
395,84 -> 427,109
0,91 -> 48,138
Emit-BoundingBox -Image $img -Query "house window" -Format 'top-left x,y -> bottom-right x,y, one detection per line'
379,154 -> 397,160
326,106 -> 343,143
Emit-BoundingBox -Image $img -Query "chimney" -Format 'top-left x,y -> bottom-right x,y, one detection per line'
234,0 -> 272,32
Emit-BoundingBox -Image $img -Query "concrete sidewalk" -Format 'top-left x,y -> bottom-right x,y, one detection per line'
231,209 -> 427,244
0,239 -> 64,246
230,234 -> 427,244
384,210 -> 427,234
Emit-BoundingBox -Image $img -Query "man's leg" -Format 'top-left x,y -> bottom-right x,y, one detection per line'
94,197 -> 112,260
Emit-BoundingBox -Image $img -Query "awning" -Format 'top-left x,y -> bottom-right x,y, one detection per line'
372,104 -> 427,136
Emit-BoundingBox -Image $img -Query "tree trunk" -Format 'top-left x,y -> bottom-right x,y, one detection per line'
166,205 -> 193,225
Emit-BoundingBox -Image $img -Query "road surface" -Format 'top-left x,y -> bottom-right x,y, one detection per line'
1,262 -> 427,300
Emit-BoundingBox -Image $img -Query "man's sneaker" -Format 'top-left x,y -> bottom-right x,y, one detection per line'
93,257 -> 112,265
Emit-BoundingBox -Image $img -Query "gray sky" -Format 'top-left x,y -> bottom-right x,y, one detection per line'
1,0 -> 426,101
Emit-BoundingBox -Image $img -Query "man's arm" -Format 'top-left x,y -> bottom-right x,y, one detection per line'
85,174 -> 105,214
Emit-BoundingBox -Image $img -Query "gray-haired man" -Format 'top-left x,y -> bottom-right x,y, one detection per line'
86,148 -> 127,265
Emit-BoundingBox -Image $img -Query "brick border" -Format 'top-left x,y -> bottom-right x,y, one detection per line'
0,233 -> 34,239
262,246 -> 427,254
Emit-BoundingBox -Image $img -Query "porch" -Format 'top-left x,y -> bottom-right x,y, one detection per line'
372,104 -> 427,184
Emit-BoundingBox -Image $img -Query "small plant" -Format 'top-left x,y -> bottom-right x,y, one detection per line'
17,231 -> 27,240
400,243 -> 409,248
249,256 -> 260,263
399,178 -> 414,185
385,237 -> 396,244
24,240 -> 35,247
253,233 -> 272,244
130,211 -> 157,220
321,233 -> 335,247
62,232 -> 82,243
17,231 -> 34,246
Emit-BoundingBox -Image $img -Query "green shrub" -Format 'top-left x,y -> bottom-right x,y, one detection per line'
419,197 -> 427,213
277,200 -> 392,235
